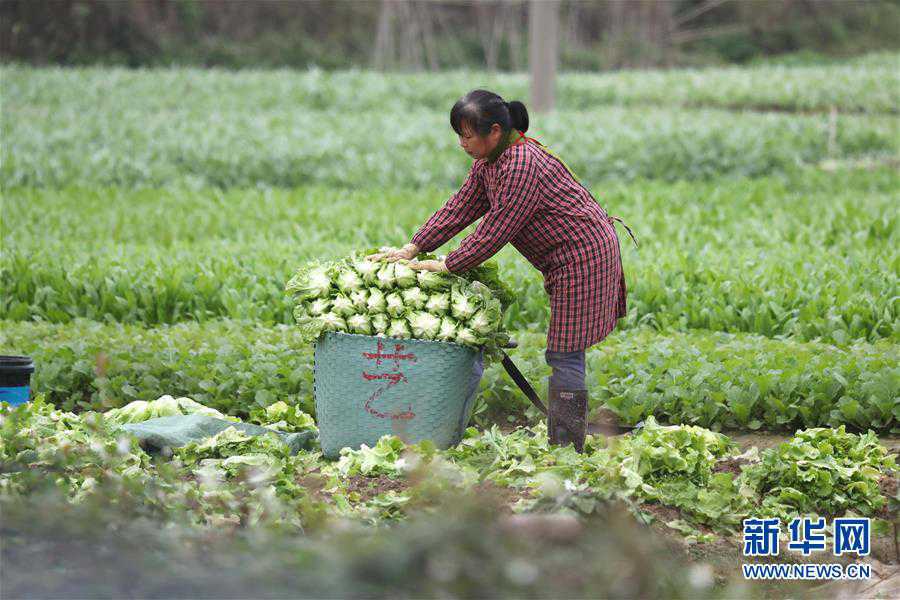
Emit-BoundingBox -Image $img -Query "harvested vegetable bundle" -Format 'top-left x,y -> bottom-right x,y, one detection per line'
285,252 -> 509,351
105,395 -> 235,425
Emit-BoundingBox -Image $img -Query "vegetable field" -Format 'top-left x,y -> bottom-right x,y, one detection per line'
2,57 -> 898,597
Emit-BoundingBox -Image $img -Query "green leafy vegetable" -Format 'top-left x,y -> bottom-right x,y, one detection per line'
366,288 -> 386,313
308,298 -> 331,316
425,292 -> 450,315
740,426 -> 897,519
388,319 -> 411,339
347,314 -> 373,335
350,289 -> 369,310
437,316 -> 458,341
285,254 -> 509,351
331,294 -> 355,317
353,260 -> 379,286
409,311 -> 441,340
336,268 -> 363,293
416,270 -> 446,291
385,292 -> 405,318
376,263 -> 396,289
450,285 -> 480,321
393,262 -> 417,288
455,327 -> 483,347
371,313 -> 389,335
285,263 -> 332,300
249,401 -> 318,433
400,287 -> 427,309
106,395 -> 232,425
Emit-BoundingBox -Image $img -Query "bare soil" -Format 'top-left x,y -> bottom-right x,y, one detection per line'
344,474 -> 408,502
295,468 -> 328,501
472,480 -> 532,514
713,456 -> 750,476
879,474 -> 898,502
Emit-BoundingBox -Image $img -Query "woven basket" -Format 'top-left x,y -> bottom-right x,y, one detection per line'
314,332 -> 479,459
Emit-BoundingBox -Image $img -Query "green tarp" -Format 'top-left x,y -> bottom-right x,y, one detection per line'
121,414 -> 317,455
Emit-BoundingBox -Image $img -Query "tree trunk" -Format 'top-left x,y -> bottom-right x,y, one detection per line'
654,0 -> 675,67
507,2 -> 523,71
432,4 -> 467,67
476,1 -> 500,71
398,1 -> 422,71
373,0 -> 394,70
416,2 -> 439,71
529,0 -> 559,112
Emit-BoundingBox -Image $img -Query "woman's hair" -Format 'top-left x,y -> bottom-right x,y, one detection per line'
450,89 -> 529,136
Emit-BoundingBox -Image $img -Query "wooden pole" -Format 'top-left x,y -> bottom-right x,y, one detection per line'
529,0 -> 559,112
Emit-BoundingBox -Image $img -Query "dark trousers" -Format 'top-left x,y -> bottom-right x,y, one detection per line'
545,350 -> 587,391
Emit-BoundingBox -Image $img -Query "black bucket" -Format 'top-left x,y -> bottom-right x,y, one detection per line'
0,355 -> 35,406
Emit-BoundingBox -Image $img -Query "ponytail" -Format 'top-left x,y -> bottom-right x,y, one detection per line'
506,100 -> 529,133
450,90 -> 530,136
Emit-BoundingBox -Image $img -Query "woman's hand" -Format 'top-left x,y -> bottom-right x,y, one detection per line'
408,259 -> 448,273
367,243 -> 419,262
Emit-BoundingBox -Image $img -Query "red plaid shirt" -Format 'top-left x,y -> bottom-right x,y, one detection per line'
411,138 -> 627,352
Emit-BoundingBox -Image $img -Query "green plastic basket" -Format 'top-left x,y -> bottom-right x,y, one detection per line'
314,332 -> 478,459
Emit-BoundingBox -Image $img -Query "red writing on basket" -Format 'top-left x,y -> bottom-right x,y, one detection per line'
362,372 -> 405,384
362,343 -> 416,366
362,341 -> 418,420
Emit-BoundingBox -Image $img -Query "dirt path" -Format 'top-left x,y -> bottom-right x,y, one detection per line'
727,431 -> 900,454
584,422 -> 900,456
808,560 -> 900,599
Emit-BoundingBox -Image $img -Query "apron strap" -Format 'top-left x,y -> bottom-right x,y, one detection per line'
524,135 -> 639,249
513,131 -> 638,248
607,215 -> 639,248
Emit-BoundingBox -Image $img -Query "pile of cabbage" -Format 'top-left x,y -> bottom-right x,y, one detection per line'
105,395 -> 235,425
285,254 -> 509,350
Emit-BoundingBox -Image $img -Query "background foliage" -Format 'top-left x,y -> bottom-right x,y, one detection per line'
2,9 -> 898,596
2,58 -> 897,432
2,0 -> 900,70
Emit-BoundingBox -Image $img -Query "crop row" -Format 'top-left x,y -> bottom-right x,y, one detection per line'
4,172 -> 897,344
4,58 -> 897,115
3,100 -> 896,189
6,169 -> 897,249
2,319 -> 895,432
5,239 -> 894,345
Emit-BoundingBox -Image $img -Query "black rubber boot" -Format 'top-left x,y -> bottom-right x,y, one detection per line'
547,387 -> 588,453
